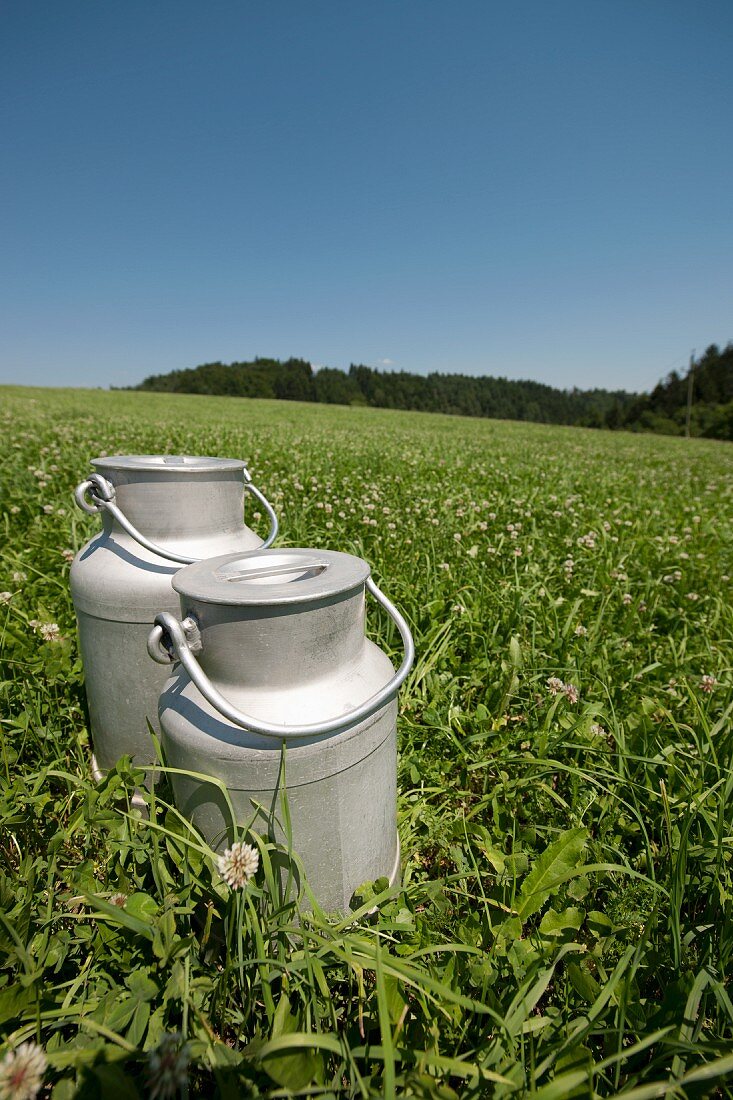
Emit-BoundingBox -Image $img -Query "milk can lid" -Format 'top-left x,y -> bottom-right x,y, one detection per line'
173,548 -> 371,606
91,454 -> 245,474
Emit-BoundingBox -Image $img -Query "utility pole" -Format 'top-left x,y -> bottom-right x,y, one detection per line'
685,350 -> 695,439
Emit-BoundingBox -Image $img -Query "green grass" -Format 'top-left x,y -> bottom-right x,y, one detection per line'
1,385 -> 732,1098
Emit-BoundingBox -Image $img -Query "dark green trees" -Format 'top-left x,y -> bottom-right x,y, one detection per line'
129,345 -> 733,440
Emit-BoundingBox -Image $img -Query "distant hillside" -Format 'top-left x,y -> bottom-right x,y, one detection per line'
129,358 -> 633,428
604,343 -> 733,440
128,348 -> 733,440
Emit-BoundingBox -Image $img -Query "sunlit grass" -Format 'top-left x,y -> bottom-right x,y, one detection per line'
0,385 -> 732,1097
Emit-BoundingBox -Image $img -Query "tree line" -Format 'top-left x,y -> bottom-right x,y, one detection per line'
603,343 -> 733,440
127,345 -> 732,440
128,358 -> 633,427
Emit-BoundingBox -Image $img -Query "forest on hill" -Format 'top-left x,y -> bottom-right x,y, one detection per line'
129,343 -> 733,440
604,343 -> 733,440
130,359 -> 632,427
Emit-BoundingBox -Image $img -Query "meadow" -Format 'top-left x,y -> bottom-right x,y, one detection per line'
1,385 -> 732,1099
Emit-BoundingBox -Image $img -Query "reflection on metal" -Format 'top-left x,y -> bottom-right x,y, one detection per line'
151,548 -> 414,912
70,454 -> 278,781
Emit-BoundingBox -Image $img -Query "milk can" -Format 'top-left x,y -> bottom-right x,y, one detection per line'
70,455 -> 278,789
146,548 -> 414,911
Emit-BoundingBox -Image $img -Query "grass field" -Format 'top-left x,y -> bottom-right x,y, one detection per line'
1,385 -> 732,1099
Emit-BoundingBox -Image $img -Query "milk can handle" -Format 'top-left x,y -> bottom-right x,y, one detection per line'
73,469 -> 279,564
146,578 -> 415,739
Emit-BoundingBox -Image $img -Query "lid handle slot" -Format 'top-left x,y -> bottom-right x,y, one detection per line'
219,562 -> 329,584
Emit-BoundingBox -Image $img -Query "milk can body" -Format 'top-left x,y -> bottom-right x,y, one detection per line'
70,455 -> 275,780
150,549 -> 414,912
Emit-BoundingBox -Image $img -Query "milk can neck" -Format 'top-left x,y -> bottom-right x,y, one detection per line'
100,469 -> 246,541
188,589 -> 368,689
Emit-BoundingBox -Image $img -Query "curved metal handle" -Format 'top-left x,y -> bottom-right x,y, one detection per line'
74,468 -> 278,565
147,577 -> 414,740
242,467 -> 279,549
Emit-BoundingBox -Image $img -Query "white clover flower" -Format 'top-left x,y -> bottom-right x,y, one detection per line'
574,625 -> 587,637
217,841 -> 259,889
547,676 -> 564,696
563,683 -> 579,704
146,1033 -> 190,1100
0,1041 -> 47,1100
622,593 -> 633,605
591,723 -> 606,737
39,623 -> 60,641
0,593 -> 12,605
61,550 -> 74,563
41,505 -> 54,515
700,675 -> 717,694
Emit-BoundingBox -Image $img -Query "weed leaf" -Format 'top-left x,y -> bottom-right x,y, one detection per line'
515,828 -> 588,921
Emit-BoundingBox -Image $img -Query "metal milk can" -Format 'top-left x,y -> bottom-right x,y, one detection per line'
70,455 -> 278,785
147,548 -> 414,912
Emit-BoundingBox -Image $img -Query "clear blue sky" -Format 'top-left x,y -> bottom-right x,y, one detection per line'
1,1 -> 731,392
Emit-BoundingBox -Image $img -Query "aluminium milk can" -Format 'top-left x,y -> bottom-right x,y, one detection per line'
147,548 -> 414,911
70,454 -> 278,783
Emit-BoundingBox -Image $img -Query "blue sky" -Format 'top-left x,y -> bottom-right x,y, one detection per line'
1,1 -> 731,392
